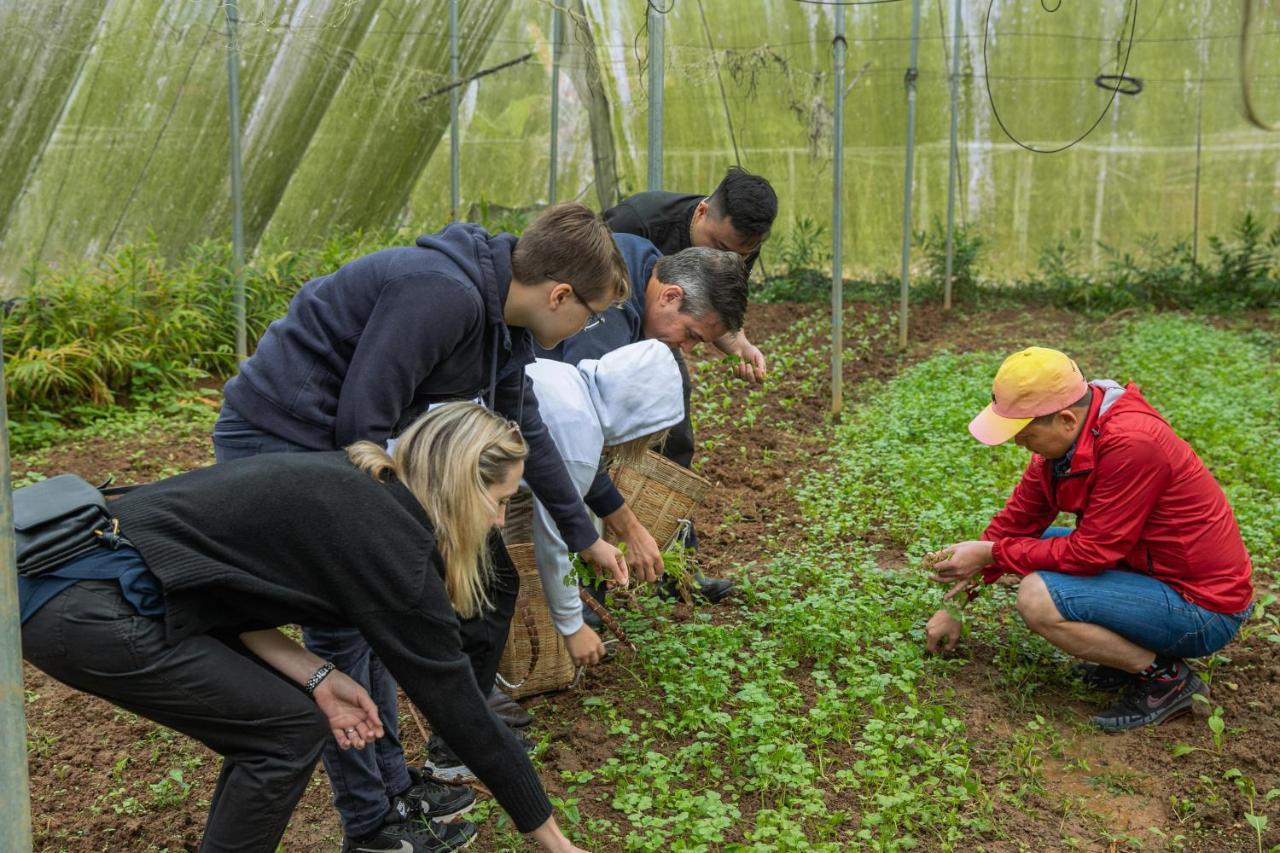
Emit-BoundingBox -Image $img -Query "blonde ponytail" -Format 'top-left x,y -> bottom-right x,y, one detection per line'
347,402 -> 527,618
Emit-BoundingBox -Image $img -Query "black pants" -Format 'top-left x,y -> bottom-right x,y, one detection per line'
22,581 -> 329,853
661,350 -> 699,549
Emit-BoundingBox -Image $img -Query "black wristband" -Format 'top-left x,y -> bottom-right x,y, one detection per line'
303,661 -> 336,695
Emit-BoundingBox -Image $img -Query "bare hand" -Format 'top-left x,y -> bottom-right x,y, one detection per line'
579,537 -> 628,587
312,669 -> 384,750
564,624 -> 606,667
925,609 -> 963,654
614,522 -> 663,583
927,540 -> 994,584
731,342 -> 767,383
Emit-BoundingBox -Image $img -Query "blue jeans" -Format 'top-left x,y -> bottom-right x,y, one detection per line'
1034,527 -> 1251,659
212,406 -> 409,838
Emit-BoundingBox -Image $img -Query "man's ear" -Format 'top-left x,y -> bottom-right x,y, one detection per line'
660,284 -> 684,308
547,281 -> 573,309
693,199 -> 710,224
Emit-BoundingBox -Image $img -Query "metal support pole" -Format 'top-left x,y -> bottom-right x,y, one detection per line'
1192,12 -> 1206,265
831,7 -> 846,417
449,0 -> 460,220
646,2 -> 665,191
548,3 -> 563,204
898,0 -> 922,350
942,0 -> 961,312
0,338 -> 34,852
224,0 -> 247,361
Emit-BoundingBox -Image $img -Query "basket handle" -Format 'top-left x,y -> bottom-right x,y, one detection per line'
495,590 -> 540,692
578,589 -> 636,652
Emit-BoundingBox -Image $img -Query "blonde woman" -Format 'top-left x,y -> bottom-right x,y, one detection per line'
20,403 -> 588,853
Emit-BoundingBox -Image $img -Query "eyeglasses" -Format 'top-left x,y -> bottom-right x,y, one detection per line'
547,272 -> 605,331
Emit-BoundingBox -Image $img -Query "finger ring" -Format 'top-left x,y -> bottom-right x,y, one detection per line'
345,728 -> 355,734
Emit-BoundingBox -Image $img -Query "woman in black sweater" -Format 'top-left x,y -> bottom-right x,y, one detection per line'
20,403 -> 585,853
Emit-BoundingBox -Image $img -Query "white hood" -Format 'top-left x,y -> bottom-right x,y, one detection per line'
576,340 -> 685,446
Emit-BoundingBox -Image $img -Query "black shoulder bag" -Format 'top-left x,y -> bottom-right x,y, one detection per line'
12,475 -> 133,578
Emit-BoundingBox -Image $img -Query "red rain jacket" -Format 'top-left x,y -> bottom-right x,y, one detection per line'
980,382 -> 1253,614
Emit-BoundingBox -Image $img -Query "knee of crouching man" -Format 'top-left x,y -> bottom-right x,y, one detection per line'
1015,572 -> 1052,630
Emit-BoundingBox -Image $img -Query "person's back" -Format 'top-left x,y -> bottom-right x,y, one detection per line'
224,224 -> 506,451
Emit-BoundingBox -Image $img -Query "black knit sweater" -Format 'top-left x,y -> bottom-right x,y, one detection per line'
113,452 -> 551,832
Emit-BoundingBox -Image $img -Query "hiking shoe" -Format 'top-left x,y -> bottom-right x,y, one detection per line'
342,815 -> 477,852
424,729 -> 535,785
487,686 -> 533,728
1091,661 -> 1206,732
1074,662 -> 1135,691
401,767 -> 475,823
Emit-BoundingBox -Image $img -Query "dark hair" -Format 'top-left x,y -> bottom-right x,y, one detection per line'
653,247 -> 748,333
512,203 -> 629,304
1029,388 -> 1093,426
706,166 -> 778,240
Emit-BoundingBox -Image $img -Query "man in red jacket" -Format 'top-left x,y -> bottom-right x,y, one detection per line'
925,347 -> 1254,731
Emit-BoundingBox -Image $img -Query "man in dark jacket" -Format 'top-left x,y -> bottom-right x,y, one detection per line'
541,233 -> 748,604
925,347 -> 1254,732
603,166 -> 777,383
213,203 -> 628,850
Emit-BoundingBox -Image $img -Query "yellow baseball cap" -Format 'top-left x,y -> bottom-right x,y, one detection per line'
968,347 -> 1088,445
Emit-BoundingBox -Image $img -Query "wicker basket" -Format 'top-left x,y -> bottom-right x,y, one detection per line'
610,450 -> 713,549
494,541 -> 576,699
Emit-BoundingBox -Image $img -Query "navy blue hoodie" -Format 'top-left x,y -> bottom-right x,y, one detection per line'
223,223 -> 598,551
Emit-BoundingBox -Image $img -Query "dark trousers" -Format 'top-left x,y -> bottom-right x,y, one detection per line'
23,581 -> 328,853
661,351 -> 699,549
212,405 -> 519,837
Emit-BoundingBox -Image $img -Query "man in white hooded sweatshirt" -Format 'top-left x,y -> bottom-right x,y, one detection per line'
525,340 -> 687,664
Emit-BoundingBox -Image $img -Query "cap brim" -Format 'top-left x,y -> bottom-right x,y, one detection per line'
968,403 -> 1032,446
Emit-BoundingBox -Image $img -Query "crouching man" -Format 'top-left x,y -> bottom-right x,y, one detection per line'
924,347 -> 1254,731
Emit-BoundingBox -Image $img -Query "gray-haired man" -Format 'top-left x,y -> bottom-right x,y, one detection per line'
539,233 -> 748,605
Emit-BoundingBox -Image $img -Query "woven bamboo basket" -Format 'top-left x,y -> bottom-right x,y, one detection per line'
610,450 -> 713,549
496,492 -> 575,699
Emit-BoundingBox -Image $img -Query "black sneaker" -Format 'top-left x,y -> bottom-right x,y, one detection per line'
423,729 -> 535,785
657,571 -> 734,604
1074,662 -> 1135,691
1091,661 -> 1206,732
400,767 -> 475,822
342,814 -> 477,852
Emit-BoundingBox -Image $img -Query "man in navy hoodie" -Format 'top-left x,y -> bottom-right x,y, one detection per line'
541,233 -> 748,606
213,203 -> 627,853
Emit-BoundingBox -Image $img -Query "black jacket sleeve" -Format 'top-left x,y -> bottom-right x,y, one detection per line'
603,201 -> 649,239
359,604 -> 552,833
493,369 -> 599,552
